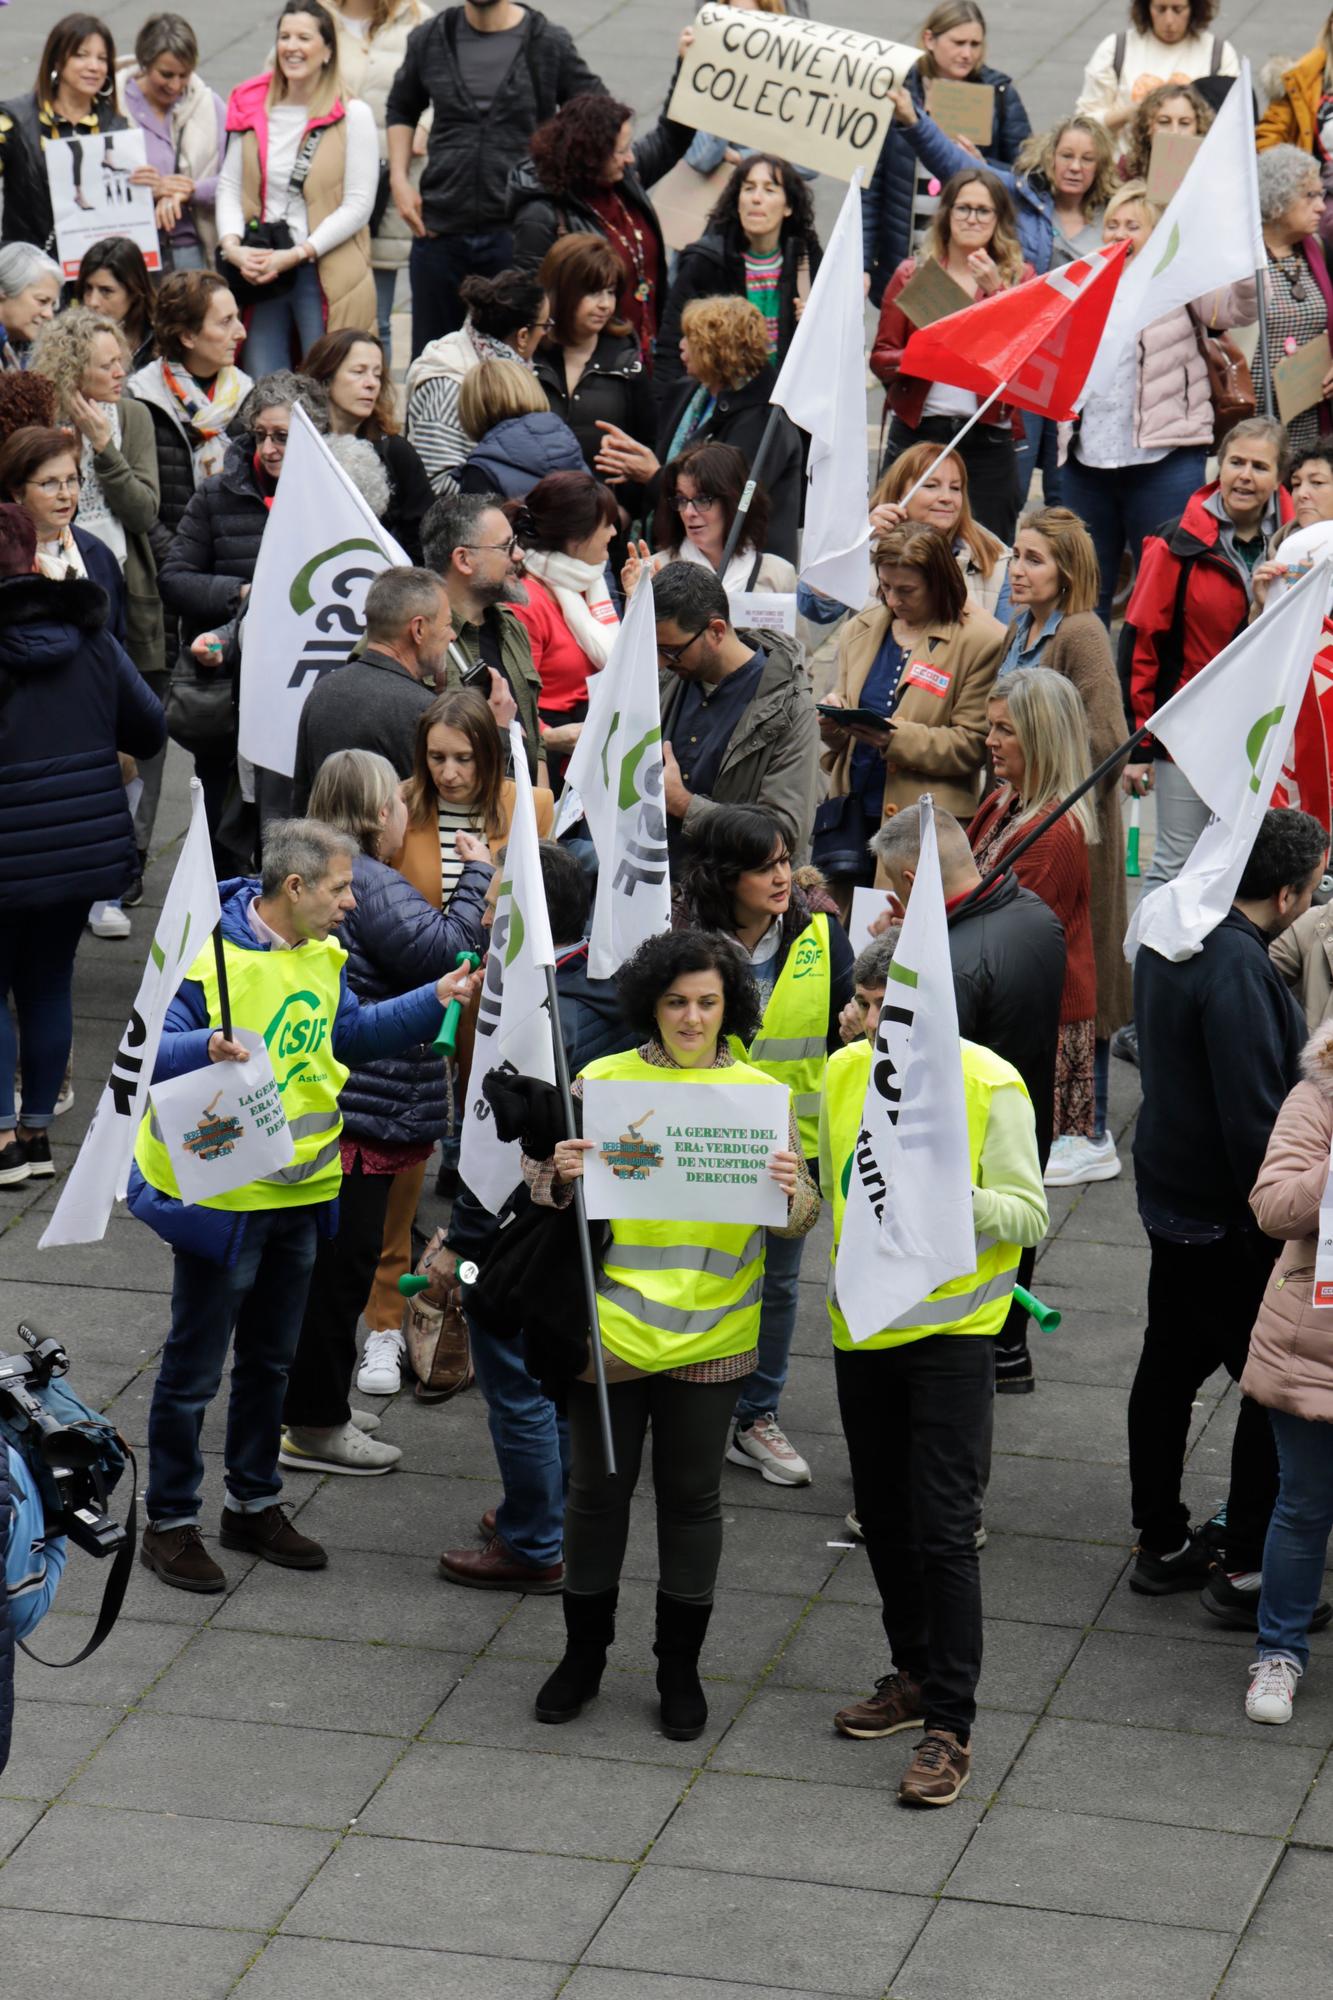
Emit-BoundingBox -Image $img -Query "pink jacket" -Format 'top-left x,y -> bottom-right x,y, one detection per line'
1243,1020 -> 1333,1424
1061,278 -> 1257,458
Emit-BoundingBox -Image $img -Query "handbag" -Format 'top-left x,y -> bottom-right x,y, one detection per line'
1188,309 -> 1256,450
164,639 -> 237,752
368,158 -> 392,237
224,130 -> 322,307
810,793 -> 869,879
402,1225 -> 475,1405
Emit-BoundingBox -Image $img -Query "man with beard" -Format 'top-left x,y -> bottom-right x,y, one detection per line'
422,490 -> 541,776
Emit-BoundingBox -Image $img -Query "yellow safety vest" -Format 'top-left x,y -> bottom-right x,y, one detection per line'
822,1034 -> 1026,1351
135,932 -> 350,1211
582,1047 -> 789,1372
733,913 -> 830,1160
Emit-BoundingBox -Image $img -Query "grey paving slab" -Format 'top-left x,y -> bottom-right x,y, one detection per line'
0,1701 -> 124,1803
563,1977 -> 834,2000
1044,1187 -> 1145,1247
0,1913 -> 264,2000
769,1597 -> 1081,1713
215,1543 -> 519,1653
982,1450 -> 1134,1546
284,1469 -> 494,1555
945,1801 -> 1281,1930
13,1615 -> 192,1708
0,1211 -> 174,1291
357,1739 -> 686,1859
235,1937 -> 569,1999
66,1710 -> 404,1829
1028,1311 -> 1150,1388
1051,1630 -> 1333,1747
619,1495 -> 848,1598
487,1574 -> 808,1682
648,1768 -> 982,1895
283,1833 -> 630,1958
995,1375 -> 1211,1464
1218,1848 -> 1333,1998
0,1800 -> 40,1861
821,1528 -> 1125,1623
1095,1568 -> 1333,1654
718,1452 -> 856,1517
47,1530 -> 258,1624
0,1804 -> 335,1927
1032,1239 -> 1147,1304
892,1901 -> 1235,2000
1005,1716 -> 1324,1837
142,1625 -> 464,1737
710,1684 -> 1036,1796
584,1861 -> 929,1998
1291,1755 -> 1333,1847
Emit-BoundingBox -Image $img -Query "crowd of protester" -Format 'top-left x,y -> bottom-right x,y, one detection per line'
9,0 -> 1333,1802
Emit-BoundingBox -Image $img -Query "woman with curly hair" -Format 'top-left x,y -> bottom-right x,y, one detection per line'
654,153 -> 823,399
1253,148 -> 1333,455
523,925 -> 818,1738
78,237 -> 157,375
299,327 -> 434,560
872,166 -> 1032,541
508,88 -> 693,361
1118,80 -> 1213,182
1075,0 -> 1237,139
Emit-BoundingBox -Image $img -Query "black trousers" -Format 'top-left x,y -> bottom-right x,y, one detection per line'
883,415 -> 1020,545
1128,1226 -> 1280,1571
835,1335 -> 994,1741
283,1157 -> 393,1430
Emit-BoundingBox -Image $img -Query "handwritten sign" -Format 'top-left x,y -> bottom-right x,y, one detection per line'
148,1029 -> 294,1203
1275,331 -> 1332,425
894,258 -> 971,329
925,77 -> 994,147
669,6 -> 921,182
1145,131 -> 1203,206
47,129 -> 161,279
581,1078 -> 788,1225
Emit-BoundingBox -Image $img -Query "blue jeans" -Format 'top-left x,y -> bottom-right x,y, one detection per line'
374,267 -> 396,350
1014,413 -> 1065,513
1258,1407 -> 1333,1671
0,901 -> 91,1130
241,261 -> 327,378
1062,446 -> 1208,626
409,228 -> 513,357
734,1226 -> 807,1427
466,1306 -> 569,1567
147,1208 -> 320,1527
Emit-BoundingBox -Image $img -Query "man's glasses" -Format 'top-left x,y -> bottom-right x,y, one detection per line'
464,536 -> 518,556
657,622 -> 710,668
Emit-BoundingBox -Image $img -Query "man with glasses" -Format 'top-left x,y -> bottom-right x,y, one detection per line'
421,490 -> 541,775
653,561 -> 818,865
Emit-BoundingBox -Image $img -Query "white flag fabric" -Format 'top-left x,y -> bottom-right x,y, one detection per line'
834,799 -> 976,1342
238,404 -> 409,778
1125,557 -> 1333,964
458,722 -> 557,1214
556,577 -> 672,978
770,173 -> 871,611
1082,60 -> 1263,400
41,780 -> 220,1246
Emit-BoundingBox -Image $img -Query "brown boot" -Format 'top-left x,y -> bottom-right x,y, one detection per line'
899,1729 -> 972,1807
219,1504 -> 327,1569
438,1535 -> 563,1593
141,1523 -> 225,1594
834,1670 -> 925,1740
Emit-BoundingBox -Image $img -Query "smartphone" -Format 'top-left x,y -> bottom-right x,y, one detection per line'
457,654 -> 490,690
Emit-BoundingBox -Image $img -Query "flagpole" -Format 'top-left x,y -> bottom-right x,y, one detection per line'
543,964 -> 617,1480
717,411 -> 785,577
892,380 -> 1010,513
211,925 -> 233,1043
1255,263 -> 1275,416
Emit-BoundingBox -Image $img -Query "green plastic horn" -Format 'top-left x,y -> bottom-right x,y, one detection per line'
434,950 -> 482,1055
1013,1284 -> 1061,1331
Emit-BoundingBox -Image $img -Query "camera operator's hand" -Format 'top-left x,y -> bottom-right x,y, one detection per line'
208,1033 -> 249,1063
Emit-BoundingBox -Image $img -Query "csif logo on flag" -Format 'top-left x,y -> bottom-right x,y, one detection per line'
845,957 -> 920,1213
598,711 -> 669,900
283,539 -> 384,695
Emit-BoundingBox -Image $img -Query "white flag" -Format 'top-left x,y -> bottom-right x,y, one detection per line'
1125,557 -> 1333,964
770,173 -> 871,610
1082,61 -> 1263,400
41,780 -> 220,1246
238,404 -> 409,778
458,722 -> 557,1215
556,577 -> 671,979
834,799 -> 976,1342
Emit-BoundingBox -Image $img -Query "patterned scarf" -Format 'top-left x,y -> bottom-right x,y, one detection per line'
160,360 -> 248,479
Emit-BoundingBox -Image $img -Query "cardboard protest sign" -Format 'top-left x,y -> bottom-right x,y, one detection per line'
1275,331 -> 1332,425
649,157 -> 732,253
581,1079 -> 788,1226
729,589 -> 797,635
848,885 -> 899,956
47,129 -> 160,278
669,5 -> 920,182
1145,130 -> 1203,205
894,258 -> 971,329
148,1030 -> 294,1203
925,77 -> 994,146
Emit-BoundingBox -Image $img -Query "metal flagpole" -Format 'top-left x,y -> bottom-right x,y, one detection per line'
716,410 -> 786,577
211,925 -> 233,1043
1255,262 -> 1275,416
892,380 -> 1011,512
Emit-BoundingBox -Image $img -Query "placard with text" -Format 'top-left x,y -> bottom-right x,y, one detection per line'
581,1078 -> 789,1226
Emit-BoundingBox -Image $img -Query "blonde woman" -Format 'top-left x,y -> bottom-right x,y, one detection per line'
455,355 -> 583,500
870,444 -> 1011,615
871,166 -> 1031,541
216,1 -> 376,377
1119,80 -> 1213,181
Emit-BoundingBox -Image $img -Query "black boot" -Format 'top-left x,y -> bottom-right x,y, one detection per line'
534,1587 -> 618,1723
653,1591 -> 713,1741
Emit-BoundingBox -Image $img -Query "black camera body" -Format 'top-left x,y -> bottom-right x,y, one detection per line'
0,1324 -> 126,1559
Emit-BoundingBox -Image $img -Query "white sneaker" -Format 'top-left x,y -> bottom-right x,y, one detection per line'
280,1422 -> 402,1476
89,902 -> 132,940
726,1413 -> 812,1486
355,1328 -> 406,1396
349,1408 -> 381,1434
1043,1133 -> 1122,1187
1246,1655 -> 1301,1725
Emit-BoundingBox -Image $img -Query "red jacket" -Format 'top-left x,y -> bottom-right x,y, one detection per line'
1125,482 -> 1295,748
869,257 -> 1032,438
968,790 -> 1094,1025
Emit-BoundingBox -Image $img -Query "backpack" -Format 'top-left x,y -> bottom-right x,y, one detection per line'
1111,31 -> 1224,82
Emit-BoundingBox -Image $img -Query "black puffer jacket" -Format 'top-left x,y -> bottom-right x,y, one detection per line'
127,359 -> 254,558
533,329 -> 655,469
159,439 -> 268,644
375,433 -> 435,566
339,847 -> 492,1146
506,85 -> 692,275
654,365 -> 803,562
385,6 -> 604,234
0,93 -> 130,249
948,870 -> 1065,1165
653,224 -> 823,402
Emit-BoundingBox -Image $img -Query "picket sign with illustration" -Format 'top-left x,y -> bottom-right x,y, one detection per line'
147,1029 -> 293,1204
581,1079 -> 788,1226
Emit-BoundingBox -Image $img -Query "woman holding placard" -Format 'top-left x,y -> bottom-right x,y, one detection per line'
871,166 -> 1032,542
0,14 -> 130,254
1075,0 -> 1237,139
677,808 -> 853,1488
1254,148 -> 1333,456
1118,81 -> 1213,183
525,928 -> 818,1738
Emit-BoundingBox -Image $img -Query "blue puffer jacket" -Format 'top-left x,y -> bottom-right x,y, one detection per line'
457,411 -> 586,500
0,1447 -> 10,1778
863,64 -> 1033,303
880,108 -> 1060,286
0,573 -> 165,910
0,1443 -> 67,1775
339,848 -> 492,1146
126,876 -> 448,1265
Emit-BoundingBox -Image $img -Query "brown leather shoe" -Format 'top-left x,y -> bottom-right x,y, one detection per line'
834,1670 -> 925,1740
141,1523 -> 225,1594
219,1504 -> 327,1569
478,1507 -> 497,1538
438,1535 -> 563,1593
899,1729 -> 972,1807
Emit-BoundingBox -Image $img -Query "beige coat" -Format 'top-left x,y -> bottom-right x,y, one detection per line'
1243,1023 -> 1333,1423
1271,903 -> 1333,1033
822,599 -> 1005,833
239,117 -> 375,331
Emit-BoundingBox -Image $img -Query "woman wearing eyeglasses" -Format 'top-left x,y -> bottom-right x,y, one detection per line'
1254,148 -> 1333,455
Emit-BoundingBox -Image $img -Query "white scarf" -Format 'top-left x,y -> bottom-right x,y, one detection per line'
77,402 -> 127,567
35,528 -> 88,582
520,547 -> 619,668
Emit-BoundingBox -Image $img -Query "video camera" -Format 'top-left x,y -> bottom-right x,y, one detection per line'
0,1323 -> 126,1559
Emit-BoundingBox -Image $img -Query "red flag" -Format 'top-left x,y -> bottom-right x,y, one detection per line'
898,241 -> 1130,423
1271,627 -> 1333,827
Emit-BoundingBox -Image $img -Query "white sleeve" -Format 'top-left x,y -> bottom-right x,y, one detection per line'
307,98 -> 378,258
1074,33 -> 1119,122
215,130 -> 247,245
1218,37 -> 1240,79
